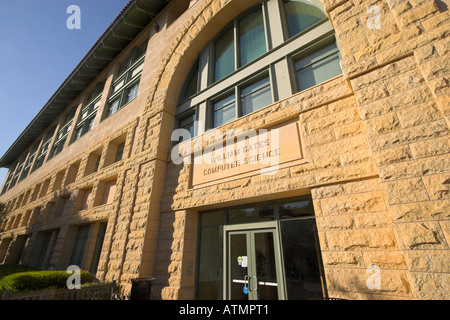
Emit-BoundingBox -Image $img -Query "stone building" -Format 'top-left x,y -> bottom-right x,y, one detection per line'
0,0 -> 449,300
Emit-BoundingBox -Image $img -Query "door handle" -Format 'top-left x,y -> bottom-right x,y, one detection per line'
244,275 -> 250,290
253,276 -> 258,291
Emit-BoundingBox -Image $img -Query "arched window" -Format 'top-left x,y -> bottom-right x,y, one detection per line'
176,0 -> 342,138
284,0 -> 327,38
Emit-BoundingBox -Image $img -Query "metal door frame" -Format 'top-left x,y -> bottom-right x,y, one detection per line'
223,221 -> 285,300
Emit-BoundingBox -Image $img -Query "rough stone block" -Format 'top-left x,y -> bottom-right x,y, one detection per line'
321,191 -> 387,215
326,228 -> 397,251
410,272 -> 450,300
396,221 -> 448,250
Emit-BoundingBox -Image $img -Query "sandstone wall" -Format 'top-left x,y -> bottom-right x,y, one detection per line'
0,0 -> 448,300
137,0 -> 449,299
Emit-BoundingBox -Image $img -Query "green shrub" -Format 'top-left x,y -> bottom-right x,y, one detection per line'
0,265 -> 39,281
0,270 -> 94,292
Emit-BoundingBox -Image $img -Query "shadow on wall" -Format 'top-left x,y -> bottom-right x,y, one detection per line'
435,0 -> 449,11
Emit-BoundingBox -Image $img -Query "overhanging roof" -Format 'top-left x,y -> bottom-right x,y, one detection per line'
0,0 -> 170,168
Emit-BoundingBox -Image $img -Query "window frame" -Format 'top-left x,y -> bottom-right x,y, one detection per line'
73,92 -> 102,143
212,5 -> 270,84
289,34 -> 342,93
177,107 -> 198,139
104,44 -> 146,120
175,0 -> 341,138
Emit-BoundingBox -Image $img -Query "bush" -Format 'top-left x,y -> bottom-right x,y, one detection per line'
0,270 -> 94,292
0,265 -> 39,281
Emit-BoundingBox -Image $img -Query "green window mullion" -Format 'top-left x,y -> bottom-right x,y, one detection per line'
235,86 -> 242,118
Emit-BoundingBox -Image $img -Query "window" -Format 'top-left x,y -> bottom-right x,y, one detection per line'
114,143 -> 125,163
214,28 -> 235,82
210,73 -> 272,129
33,127 -> 56,172
70,225 -> 90,267
89,222 -> 108,274
36,230 -> 59,269
241,75 -> 272,116
179,60 -> 200,102
50,107 -> 76,158
175,0 -> 341,137
213,93 -> 236,128
214,7 -> 267,82
1,170 -> 13,195
239,9 -> 267,66
293,42 -> 342,92
20,144 -> 38,182
178,111 -> 196,139
105,42 -> 146,119
127,83 -> 140,104
284,0 -> 327,38
73,89 -> 102,142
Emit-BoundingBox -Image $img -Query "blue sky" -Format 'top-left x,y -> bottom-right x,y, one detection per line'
0,0 -> 130,188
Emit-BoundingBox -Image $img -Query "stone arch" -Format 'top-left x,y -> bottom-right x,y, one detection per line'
139,0 -> 332,152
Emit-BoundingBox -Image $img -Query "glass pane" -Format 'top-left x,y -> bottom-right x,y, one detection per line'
36,232 -> 52,269
214,94 -> 235,111
202,210 -> 225,227
228,205 -> 274,224
230,233 -> 248,300
43,230 -> 59,269
179,113 -> 196,138
295,43 -> 342,92
280,219 -> 324,299
70,225 -> 90,267
181,61 -> 199,101
279,196 -> 315,218
108,99 -> 121,117
115,143 -> 125,162
285,1 -> 326,38
239,9 -> 267,66
198,227 -> 223,300
295,43 -> 339,69
215,27 -> 235,82
126,83 -> 139,103
241,77 -> 272,115
89,222 -> 107,274
213,95 -> 236,127
87,117 -> 96,132
254,232 -> 278,300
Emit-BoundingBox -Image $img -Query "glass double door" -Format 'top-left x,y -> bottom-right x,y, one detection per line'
224,223 -> 285,300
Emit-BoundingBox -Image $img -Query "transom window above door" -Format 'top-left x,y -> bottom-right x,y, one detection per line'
176,0 -> 342,138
